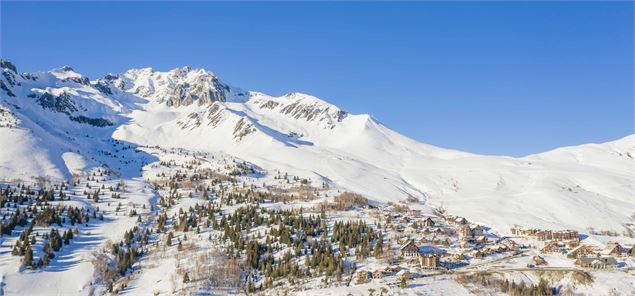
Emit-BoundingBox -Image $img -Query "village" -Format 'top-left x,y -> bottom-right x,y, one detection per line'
1,146 -> 634,295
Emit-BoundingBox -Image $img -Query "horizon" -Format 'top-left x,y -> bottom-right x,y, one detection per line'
1,1 -> 633,156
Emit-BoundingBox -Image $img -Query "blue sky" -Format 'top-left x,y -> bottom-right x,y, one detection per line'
1,1 -> 632,156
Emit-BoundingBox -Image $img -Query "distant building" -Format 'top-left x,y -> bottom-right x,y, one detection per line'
511,226 -> 578,242
575,257 -> 618,269
540,241 -> 563,254
454,217 -> 468,225
460,225 -> 485,243
564,239 -> 580,248
400,239 -> 420,257
396,269 -> 412,281
501,239 -> 520,253
450,253 -> 466,261
419,253 -> 440,269
601,242 -> 627,257
472,226 -> 484,236
372,268 -> 389,279
472,250 -> 484,259
567,245 -> 598,259
551,230 -> 579,241
356,270 -> 371,282
422,217 -> 435,227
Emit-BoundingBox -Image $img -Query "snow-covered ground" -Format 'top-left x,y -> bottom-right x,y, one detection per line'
0,60 -> 633,295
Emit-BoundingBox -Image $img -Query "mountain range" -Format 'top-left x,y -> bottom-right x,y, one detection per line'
0,59 -> 633,234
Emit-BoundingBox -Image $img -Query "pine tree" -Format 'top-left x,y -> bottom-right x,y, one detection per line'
165,232 -> 173,246
24,242 -> 33,268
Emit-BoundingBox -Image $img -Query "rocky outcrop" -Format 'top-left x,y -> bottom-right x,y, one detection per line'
0,80 -> 15,97
69,115 -> 113,127
0,60 -> 17,73
32,92 -> 78,114
113,66 -> 231,107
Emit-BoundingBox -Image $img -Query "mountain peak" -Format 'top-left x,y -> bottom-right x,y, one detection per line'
106,66 -> 232,107
0,59 -> 18,73
60,65 -> 74,72
49,66 -> 90,85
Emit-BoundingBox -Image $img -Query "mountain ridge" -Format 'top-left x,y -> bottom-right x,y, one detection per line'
0,59 -> 633,233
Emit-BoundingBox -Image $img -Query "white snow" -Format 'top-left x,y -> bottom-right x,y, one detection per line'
0,61 -> 633,295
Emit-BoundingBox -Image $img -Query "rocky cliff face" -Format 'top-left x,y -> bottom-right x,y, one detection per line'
105,66 -> 243,107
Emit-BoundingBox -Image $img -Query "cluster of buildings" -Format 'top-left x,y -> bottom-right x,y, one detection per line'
568,241 -> 633,269
512,224 -> 633,270
355,209 -> 634,288
511,226 -> 579,242
393,212 -> 517,271
355,265 -> 414,283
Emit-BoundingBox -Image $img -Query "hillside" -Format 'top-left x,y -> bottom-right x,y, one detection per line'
1,60 -> 632,234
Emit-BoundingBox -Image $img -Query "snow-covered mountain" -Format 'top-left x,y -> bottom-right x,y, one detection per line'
0,59 -> 633,234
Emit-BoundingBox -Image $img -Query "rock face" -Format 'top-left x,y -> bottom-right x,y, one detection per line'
0,60 -> 17,73
32,92 -> 78,115
108,66 -> 238,107
1,60 -> 20,96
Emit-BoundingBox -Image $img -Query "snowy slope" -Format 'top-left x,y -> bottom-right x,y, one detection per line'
0,59 -> 633,234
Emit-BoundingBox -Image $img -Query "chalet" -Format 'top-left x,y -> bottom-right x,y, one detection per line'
485,245 -> 506,254
396,269 -> 412,281
459,224 -> 471,238
575,257 -> 618,269
501,239 -> 520,253
567,245 -> 598,259
459,240 -> 470,248
564,239 -> 580,248
460,225 -> 486,244
473,225 -> 484,236
422,217 -> 435,227
472,250 -> 484,259
540,242 -> 563,254
419,253 -> 440,269
474,236 -> 488,245
601,242 -> 627,257
455,217 -> 468,225
450,253 -> 466,261
372,268 -> 390,279
447,216 -> 467,225
356,270 -> 371,282
400,240 -> 420,257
